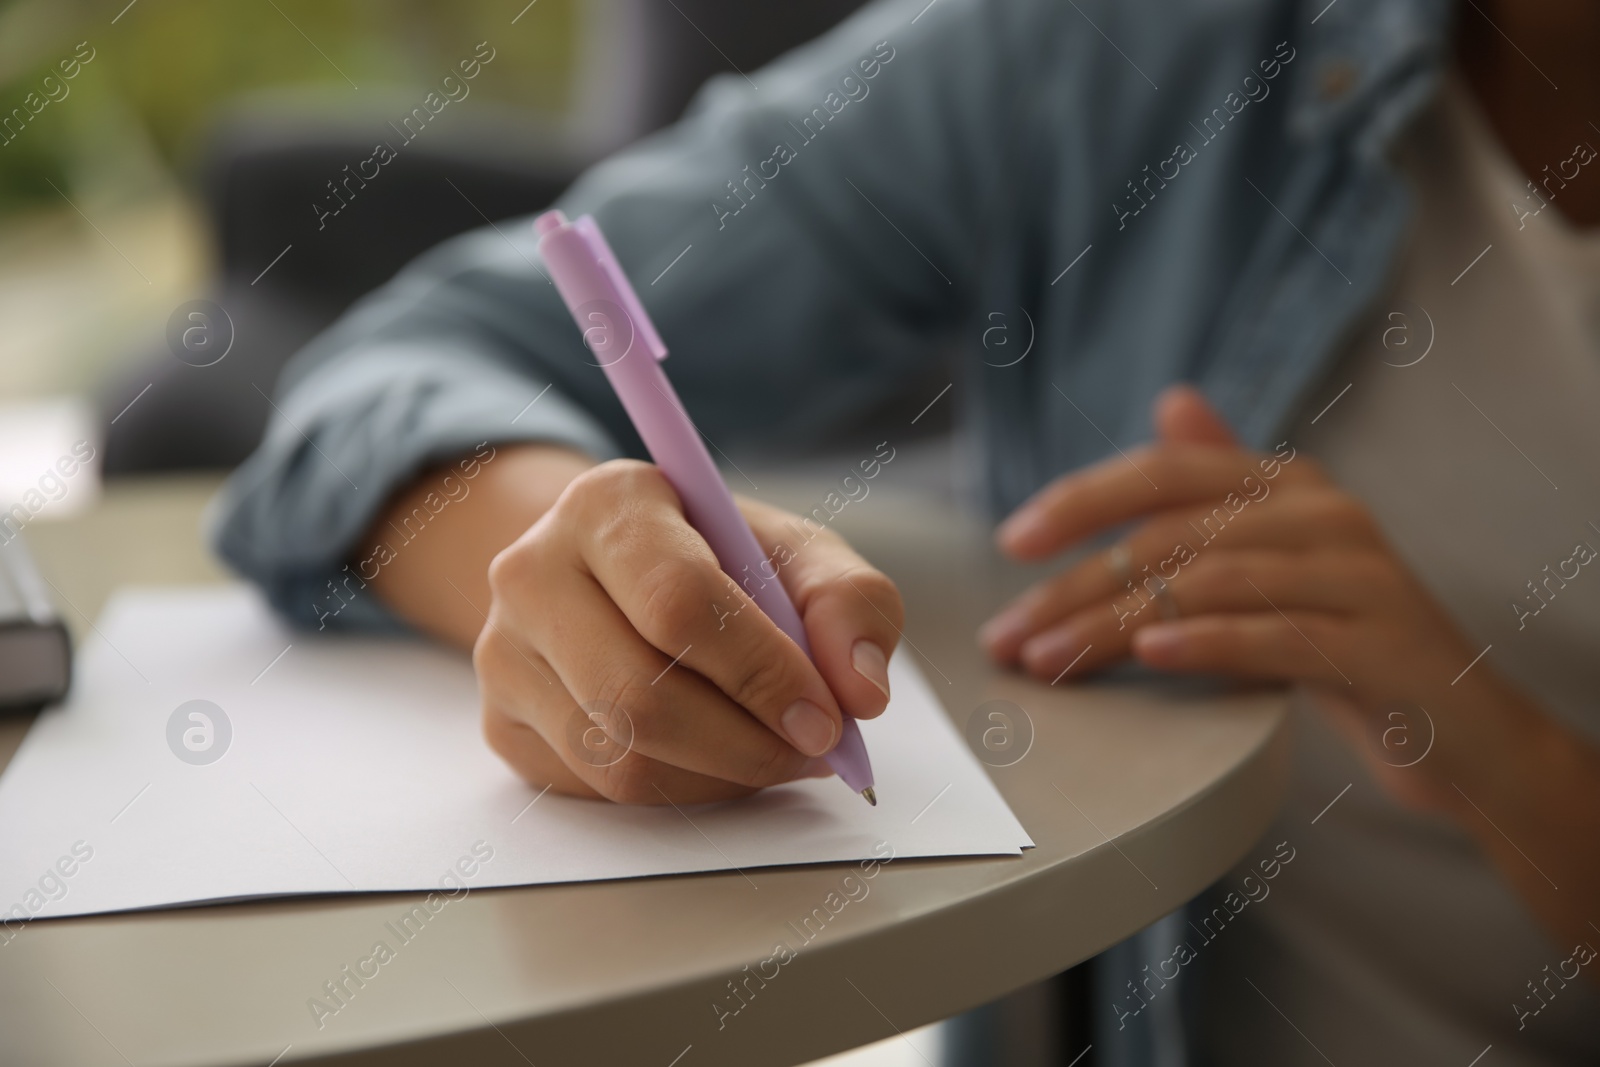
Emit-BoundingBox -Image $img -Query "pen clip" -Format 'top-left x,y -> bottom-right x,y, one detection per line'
573,215 -> 669,362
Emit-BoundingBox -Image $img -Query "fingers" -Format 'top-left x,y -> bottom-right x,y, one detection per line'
1000,386 -> 1242,560
482,702 -> 600,799
488,529 -> 814,790
483,698 -> 772,804
982,495 -> 1382,664
742,497 -> 904,721
979,548 -> 1115,663
567,462 -> 847,758
1131,611 -> 1355,688
1154,384 -> 1239,446
560,573 -> 819,785
997,549 -> 1380,682
996,444 -> 1300,560
474,607 -> 806,803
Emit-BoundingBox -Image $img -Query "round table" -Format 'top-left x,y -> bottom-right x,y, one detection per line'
1,476 -> 1287,1067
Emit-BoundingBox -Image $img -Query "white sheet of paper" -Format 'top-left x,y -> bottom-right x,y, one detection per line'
0,586 -> 1032,921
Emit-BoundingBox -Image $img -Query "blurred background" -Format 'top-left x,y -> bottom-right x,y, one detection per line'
0,0 -> 866,491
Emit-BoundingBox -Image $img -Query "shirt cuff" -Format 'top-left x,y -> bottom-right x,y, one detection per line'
207,342 -> 623,632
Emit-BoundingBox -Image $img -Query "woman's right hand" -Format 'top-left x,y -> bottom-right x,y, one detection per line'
473,458 -> 902,804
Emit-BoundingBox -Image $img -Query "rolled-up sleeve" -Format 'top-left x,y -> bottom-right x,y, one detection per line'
209,0 -> 1066,630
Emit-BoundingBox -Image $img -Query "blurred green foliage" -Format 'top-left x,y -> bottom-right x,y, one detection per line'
0,0 -> 576,217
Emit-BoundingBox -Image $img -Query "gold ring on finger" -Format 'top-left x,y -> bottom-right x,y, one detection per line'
1106,541 -> 1134,586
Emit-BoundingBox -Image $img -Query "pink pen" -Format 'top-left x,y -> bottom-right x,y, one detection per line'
534,210 -> 877,805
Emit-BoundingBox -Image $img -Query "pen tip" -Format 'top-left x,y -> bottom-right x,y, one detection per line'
861,787 -> 877,807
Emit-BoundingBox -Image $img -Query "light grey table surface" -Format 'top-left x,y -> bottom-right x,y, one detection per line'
0,475 -> 1288,1067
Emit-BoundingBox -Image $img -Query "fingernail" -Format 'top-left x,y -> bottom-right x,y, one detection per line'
1020,628 -> 1080,673
851,640 -> 891,699
996,510 -> 1044,550
782,699 -> 838,757
1135,625 -> 1183,658
979,611 -> 1028,652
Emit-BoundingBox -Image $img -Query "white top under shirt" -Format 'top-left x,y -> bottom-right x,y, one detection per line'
1195,78 -> 1600,1065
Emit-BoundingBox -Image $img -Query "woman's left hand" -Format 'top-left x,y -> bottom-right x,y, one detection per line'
979,385 -> 1531,814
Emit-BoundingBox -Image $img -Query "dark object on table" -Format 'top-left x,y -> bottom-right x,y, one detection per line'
0,534 -> 71,712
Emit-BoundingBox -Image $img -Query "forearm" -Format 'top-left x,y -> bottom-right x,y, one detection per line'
1452,677 -> 1600,965
360,444 -> 596,649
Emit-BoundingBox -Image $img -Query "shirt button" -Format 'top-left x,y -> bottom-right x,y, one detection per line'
1319,60 -> 1358,100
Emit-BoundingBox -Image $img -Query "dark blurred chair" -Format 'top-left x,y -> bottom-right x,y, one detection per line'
101,0 -> 869,475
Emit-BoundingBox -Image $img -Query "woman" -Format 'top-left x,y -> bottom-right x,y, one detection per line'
214,0 -> 1600,1061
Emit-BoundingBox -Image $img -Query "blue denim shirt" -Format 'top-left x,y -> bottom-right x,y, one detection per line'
210,0 -> 1452,628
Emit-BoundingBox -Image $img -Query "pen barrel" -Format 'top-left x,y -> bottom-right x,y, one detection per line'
538,214 -> 872,793
620,364 -> 815,658
606,362 -> 882,794
609,355 -> 880,793
537,220 -> 809,650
